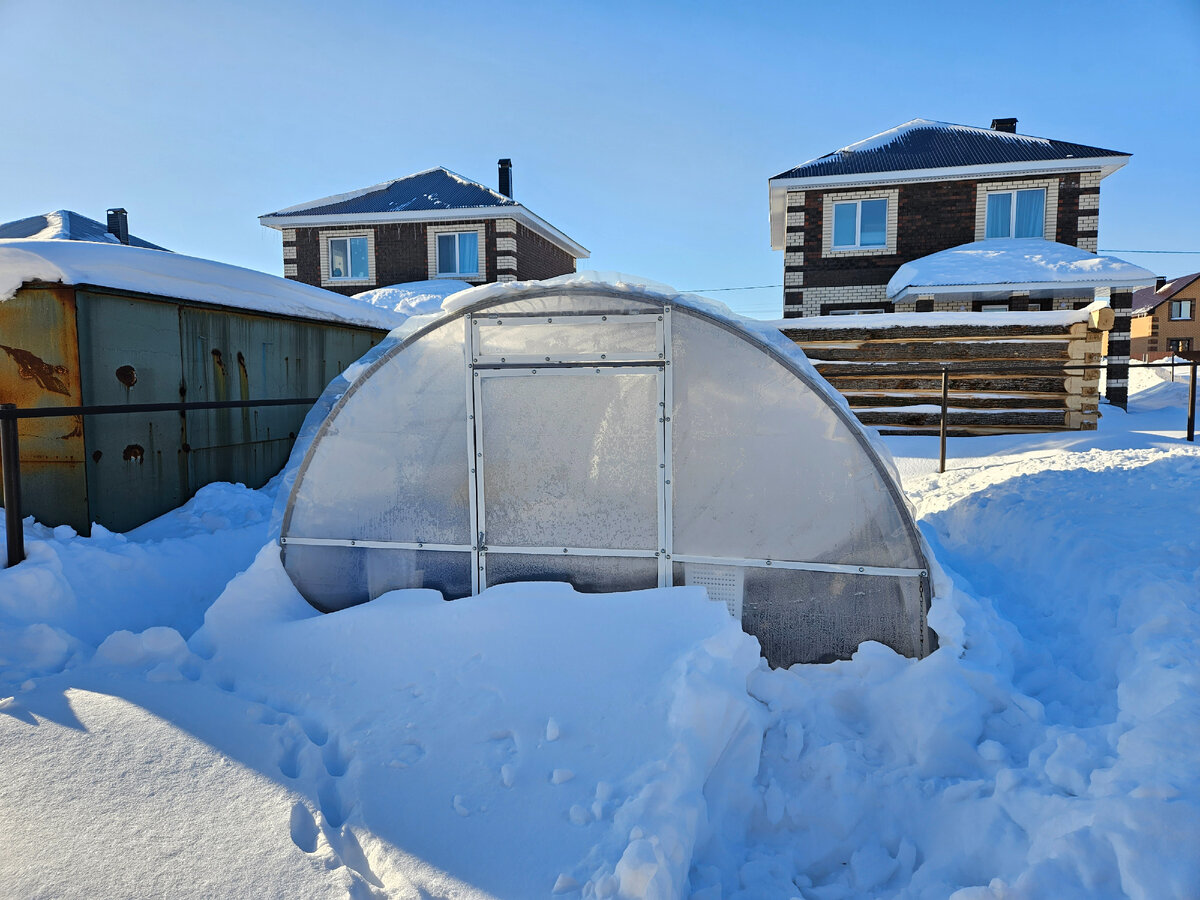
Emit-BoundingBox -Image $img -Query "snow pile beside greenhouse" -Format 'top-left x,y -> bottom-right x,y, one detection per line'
0,365 -> 1198,898
353,279 -> 472,317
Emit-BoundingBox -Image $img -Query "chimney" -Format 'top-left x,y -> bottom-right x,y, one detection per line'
991,118 -> 1018,134
1156,276 -> 1167,291
498,159 -> 513,198
106,208 -> 130,245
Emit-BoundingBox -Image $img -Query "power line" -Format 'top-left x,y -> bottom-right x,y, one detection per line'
1099,249 -> 1200,254
679,283 -> 783,292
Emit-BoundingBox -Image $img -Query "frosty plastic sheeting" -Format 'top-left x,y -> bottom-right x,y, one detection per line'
279,279 -> 932,665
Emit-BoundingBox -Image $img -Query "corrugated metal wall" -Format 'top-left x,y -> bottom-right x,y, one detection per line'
1,283 -> 383,533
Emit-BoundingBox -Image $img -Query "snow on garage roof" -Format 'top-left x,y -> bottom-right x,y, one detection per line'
0,239 -> 405,330
886,239 -> 1156,300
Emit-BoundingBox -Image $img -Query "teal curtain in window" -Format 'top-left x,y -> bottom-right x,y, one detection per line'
437,234 -> 457,274
458,232 -> 479,274
986,194 -> 1011,238
833,204 -> 857,247
1014,190 -> 1045,238
349,237 -> 369,279
859,199 -> 887,247
329,238 -> 348,278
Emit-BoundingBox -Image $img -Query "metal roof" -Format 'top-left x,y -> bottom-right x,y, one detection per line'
1132,272 -> 1200,314
0,210 -> 168,251
264,167 -> 519,219
772,119 -> 1129,180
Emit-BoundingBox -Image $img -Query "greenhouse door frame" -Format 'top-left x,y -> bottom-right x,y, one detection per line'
464,309 -> 674,594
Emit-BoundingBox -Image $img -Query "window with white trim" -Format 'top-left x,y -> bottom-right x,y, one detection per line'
436,232 -> 479,276
1169,299 -> 1193,320
832,198 -> 888,249
985,189 -> 1045,239
328,236 -> 369,280
828,307 -> 886,316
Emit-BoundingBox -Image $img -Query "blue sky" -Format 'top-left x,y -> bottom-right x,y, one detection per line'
2,0 -> 1198,318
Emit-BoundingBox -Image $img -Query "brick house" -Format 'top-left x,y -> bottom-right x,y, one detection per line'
260,161 -> 588,296
768,117 -> 1156,406
1131,272 -> 1200,361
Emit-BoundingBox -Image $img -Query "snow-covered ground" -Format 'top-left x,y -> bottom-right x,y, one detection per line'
1,364 -> 1197,898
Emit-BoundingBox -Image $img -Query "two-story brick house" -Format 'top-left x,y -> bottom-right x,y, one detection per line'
1131,273 -> 1200,362
260,161 -> 588,296
768,118 -> 1156,406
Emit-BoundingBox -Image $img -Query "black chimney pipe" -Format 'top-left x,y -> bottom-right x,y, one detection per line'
106,208 -> 130,245
498,159 -> 512,198
991,118 -> 1018,134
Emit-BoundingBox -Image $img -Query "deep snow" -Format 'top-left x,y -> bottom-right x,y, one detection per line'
1,364 -> 1197,898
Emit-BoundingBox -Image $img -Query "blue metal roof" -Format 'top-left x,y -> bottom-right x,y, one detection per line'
0,210 -> 168,251
773,119 -> 1129,180
266,167 -> 519,218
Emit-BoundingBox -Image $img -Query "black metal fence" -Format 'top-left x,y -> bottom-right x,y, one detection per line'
1,397 -> 318,569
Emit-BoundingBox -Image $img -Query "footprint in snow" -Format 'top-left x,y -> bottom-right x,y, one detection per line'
289,802 -> 320,854
390,740 -> 426,768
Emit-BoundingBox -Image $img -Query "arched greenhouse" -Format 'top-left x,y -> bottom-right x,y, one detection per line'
278,277 -> 933,666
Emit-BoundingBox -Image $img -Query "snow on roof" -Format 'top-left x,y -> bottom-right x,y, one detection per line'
886,239 -> 1156,299
0,239 -> 405,330
0,210 -> 168,251
352,279 -> 472,318
1132,271 -> 1200,314
769,303 -> 1108,332
262,167 -> 519,218
772,119 -> 1129,181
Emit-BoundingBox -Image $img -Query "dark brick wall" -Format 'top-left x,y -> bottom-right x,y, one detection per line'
286,220 -> 506,295
515,223 -> 576,281
799,173 -> 1087,290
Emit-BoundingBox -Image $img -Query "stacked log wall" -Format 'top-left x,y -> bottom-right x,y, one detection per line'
781,306 -> 1114,436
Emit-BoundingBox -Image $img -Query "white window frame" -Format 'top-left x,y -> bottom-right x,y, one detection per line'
828,307 -> 886,316
1169,299 -> 1193,321
974,179 -> 1058,242
436,231 -> 480,276
983,188 -> 1047,240
822,189 -> 898,258
427,224 -> 487,282
327,235 -> 370,282
831,198 -> 888,250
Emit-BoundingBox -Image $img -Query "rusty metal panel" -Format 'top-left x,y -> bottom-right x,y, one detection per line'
0,285 -> 90,531
75,289 -> 188,533
179,306 -> 380,490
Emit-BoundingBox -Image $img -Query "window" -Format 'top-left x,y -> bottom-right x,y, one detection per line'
828,307 -> 886,316
328,236 -> 369,280
985,189 -> 1045,239
832,198 -> 887,249
1169,338 -> 1192,354
1170,299 -> 1194,320
436,232 -> 479,276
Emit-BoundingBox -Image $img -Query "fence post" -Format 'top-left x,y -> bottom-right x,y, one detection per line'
1188,362 -> 1197,443
939,368 -> 949,474
0,404 -> 25,568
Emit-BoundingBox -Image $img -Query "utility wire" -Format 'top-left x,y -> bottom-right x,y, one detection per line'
1099,249 -> 1200,254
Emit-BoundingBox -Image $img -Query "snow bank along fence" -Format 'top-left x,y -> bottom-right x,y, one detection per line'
0,397 -> 319,570
278,280 -> 934,668
781,303 -> 1116,436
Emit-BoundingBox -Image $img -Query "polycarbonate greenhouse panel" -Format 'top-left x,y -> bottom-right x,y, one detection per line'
284,323 -> 472,546
669,312 -> 922,569
485,554 -> 660,594
477,370 -> 661,551
283,544 -> 472,611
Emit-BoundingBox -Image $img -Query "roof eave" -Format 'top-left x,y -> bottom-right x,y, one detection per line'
768,155 -> 1130,249
259,206 -> 589,259
891,275 -> 1155,301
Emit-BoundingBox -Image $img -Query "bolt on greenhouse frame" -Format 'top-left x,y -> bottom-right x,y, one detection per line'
278,281 -> 933,666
